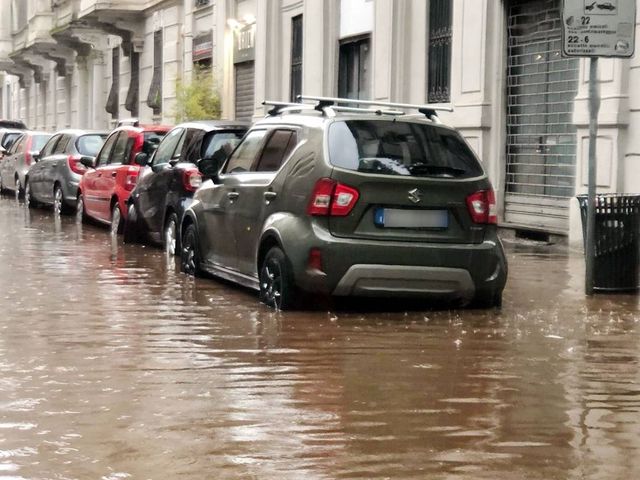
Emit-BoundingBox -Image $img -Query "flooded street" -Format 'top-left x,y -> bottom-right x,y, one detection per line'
0,195 -> 639,480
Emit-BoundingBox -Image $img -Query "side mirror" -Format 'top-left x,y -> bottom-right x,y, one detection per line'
32,152 -> 41,163
134,152 -> 149,166
197,156 -> 223,182
79,156 -> 96,169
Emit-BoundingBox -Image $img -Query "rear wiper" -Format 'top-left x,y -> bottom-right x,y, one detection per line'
407,163 -> 466,177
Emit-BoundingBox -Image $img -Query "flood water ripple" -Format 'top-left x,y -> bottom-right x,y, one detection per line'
0,196 -> 639,479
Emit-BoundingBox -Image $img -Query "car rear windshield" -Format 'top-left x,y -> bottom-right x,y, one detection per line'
143,131 -> 166,155
2,133 -> 21,149
328,120 -> 484,179
76,134 -> 107,157
202,131 -> 245,160
32,134 -> 52,151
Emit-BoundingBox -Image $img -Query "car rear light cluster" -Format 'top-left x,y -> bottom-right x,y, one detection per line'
307,178 -> 360,217
466,188 -> 497,224
124,167 -> 139,191
67,155 -> 87,175
25,137 -> 33,166
182,169 -> 203,193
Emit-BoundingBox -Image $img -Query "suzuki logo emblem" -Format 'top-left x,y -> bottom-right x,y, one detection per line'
408,188 -> 423,204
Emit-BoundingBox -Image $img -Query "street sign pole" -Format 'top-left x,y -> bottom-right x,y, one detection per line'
561,0 -> 635,295
585,57 -> 599,295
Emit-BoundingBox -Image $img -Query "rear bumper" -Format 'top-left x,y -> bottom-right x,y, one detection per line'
286,223 -> 507,301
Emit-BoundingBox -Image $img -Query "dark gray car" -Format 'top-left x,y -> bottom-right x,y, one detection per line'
180,98 -> 508,310
0,131 -> 51,196
25,130 -> 108,214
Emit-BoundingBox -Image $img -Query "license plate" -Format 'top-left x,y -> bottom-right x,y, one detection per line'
374,208 -> 448,228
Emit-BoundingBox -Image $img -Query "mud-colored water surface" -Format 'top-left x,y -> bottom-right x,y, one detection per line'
0,196 -> 639,479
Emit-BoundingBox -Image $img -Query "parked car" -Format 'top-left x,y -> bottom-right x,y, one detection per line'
24,130 -> 108,213
0,131 -> 52,195
180,98 -> 508,310
76,123 -> 170,234
125,121 -> 248,254
0,120 -> 27,130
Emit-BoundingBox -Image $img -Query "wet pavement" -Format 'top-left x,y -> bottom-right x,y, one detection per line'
0,194 -> 639,480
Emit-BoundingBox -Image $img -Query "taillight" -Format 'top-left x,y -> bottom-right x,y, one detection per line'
67,155 -> 87,175
466,189 -> 497,224
183,169 -> 203,192
124,167 -> 139,191
24,136 -> 33,166
307,178 -> 359,217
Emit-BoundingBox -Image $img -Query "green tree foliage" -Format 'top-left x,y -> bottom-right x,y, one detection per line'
174,67 -> 221,122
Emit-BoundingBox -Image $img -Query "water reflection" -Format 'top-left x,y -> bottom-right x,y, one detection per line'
0,196 -> 639,479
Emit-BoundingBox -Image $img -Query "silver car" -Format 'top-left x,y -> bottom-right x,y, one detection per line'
0,131 -> 51,195
25,130 -> 108,214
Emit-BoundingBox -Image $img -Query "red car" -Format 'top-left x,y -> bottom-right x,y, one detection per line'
76,124 -> 170,234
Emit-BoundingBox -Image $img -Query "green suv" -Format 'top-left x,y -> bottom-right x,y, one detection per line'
180,97 -> 507,310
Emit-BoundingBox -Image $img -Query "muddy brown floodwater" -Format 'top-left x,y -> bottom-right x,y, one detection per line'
0,195 -> 639,479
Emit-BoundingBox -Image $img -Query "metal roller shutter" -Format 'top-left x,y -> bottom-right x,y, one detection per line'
505,0 -> 580,233
235,61 -> 255,122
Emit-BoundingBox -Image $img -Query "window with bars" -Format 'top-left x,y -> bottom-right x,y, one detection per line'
290,15 -> 303,102
427,0 -> 452,104
338,36 -> 370,100
105,47 -> 120,118
147,30 -> 163,116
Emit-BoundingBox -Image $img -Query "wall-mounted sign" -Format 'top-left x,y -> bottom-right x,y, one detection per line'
233,24 -> 255,64
193,31 -> 213,61
562,0 -> 636,57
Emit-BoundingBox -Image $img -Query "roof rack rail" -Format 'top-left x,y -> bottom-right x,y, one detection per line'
262,101 -> 315,116
116,118 -> 140,127
296,95 -> 452,121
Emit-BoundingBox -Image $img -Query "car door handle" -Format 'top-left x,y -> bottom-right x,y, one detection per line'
227,191 -> 240,201
264,191 -> 277,202
110,172 -> 117,177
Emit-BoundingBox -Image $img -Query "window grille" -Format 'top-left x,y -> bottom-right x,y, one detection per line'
338,36 -> 371,100
428,0 -> 452,103
147,30 -> 163,115
290,15 -> 303,102
105,47 -> 120,118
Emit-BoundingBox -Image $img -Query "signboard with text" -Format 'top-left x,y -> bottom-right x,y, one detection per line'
562,0 -> 636,57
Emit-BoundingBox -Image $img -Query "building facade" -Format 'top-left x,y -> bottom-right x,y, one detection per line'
1,0 -> 639,247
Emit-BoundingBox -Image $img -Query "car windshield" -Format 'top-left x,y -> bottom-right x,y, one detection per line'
328,120 -> 484,179
32,134 -> 52,151
77,134 -> 108,157
202,131 -> 245,161
143,131 -> 166,155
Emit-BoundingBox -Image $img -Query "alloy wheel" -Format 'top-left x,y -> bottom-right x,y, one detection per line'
165,217 -> 177,255
24,182 -> 32,208
53,186 -> 63,215
76,195 -> 84,223
15,178 -> 21,199
111,204 -> 121,236
260,259 -> 283,309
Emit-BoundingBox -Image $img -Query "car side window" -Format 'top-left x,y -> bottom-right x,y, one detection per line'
53,135 -> 69,154
95,133 -> 118,167
223,130 -> 267,174
109,132 -> 129,166
12,136 -> 25,154
153,128 -> 184,166
253,130 -> 297,172
172,128 -> 197,162
40,135 -> 60,158
184,131 -> 205,164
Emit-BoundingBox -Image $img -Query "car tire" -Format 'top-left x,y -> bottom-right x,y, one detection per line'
76,193 -> 87,224
24,180 -> 36,209
472,291 -> 503,309
259,246 -> 298,311
53,184 -> 69,215
181,223 -> 202,277
123,203 -> 142,244
164,212 -> 179,256
0,175 -> 5,194
110,202 -> 123,236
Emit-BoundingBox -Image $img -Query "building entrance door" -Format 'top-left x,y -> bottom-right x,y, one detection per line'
505,0 -> 580,233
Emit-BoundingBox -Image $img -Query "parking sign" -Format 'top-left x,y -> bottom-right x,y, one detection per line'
562,0 -> 636,57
